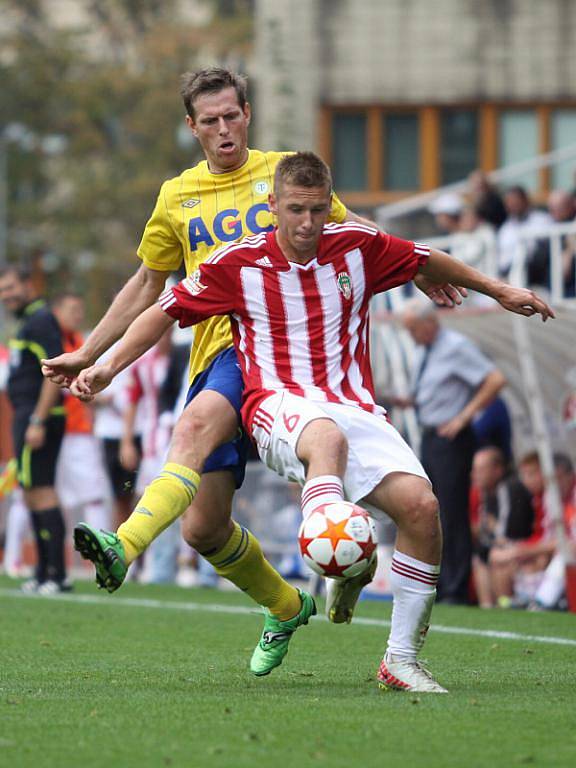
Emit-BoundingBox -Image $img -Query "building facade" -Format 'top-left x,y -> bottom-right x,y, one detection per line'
255,0 -> 576,208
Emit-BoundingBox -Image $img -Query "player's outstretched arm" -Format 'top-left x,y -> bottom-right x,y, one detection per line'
71,304 -> 175,401
41,263 -> 171,385
419,249 -> 555,321
345,209 -> 466,307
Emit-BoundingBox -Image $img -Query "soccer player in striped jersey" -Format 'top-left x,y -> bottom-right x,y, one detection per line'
72,152 -> 553,691
43,68 -> 463,676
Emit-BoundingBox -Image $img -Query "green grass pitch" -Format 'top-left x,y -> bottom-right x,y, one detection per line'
1,575 -> 575,768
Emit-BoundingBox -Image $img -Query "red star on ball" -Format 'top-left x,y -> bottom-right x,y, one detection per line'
317,517 -> 354,548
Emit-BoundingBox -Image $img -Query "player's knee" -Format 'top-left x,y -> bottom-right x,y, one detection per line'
306,420 -> 348,463
181,515 -> 221,552
170,412 -> 214,463
175,408 -> 210,442
402,489 -> 441,542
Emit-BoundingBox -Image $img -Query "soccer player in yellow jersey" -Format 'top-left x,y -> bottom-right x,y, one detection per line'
42,68 -> 463,676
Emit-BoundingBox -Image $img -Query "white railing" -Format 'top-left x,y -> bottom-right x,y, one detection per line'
509,220 -> 576,305
370,220 -> 576,433
377,220 -> 576,311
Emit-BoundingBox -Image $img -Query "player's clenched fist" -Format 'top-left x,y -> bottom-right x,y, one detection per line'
41,349 -> 92,387
69,364 -> 115,402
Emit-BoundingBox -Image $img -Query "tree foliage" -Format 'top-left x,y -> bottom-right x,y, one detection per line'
0,0 -> 253,319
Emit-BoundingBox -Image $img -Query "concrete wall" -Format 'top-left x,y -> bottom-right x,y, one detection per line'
254,0 -> 323,150
255,0 -> 576,149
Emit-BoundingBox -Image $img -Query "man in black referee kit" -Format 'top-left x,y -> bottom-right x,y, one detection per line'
0,265 -> 70,594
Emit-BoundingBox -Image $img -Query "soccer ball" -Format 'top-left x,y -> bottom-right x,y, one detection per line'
298,501 -> 377,580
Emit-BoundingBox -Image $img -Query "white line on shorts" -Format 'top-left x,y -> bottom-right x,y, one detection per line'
2,588 -> 575,647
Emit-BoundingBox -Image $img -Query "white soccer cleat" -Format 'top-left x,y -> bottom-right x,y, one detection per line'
36,579 -> 73,596
377,653 -> 448,693
20,578 -> 40,594
325,557 -> 377,624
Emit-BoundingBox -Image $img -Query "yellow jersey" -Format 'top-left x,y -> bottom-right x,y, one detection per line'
137,149 -> 347,381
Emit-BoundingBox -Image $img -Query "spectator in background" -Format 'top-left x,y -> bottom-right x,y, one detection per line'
497,186 -> 552,278
467,170 -> 507,230
52,294 -> 111,534
92,347 -> 142,529
450,206 -> 498,306
545,190 -> 576,296
429,192 -> 463,235
470,447 -> 534,607
490,452 -> 575,606
120,330 -> 172,583
401,299 -> 506,604
0,266 -> 69,594
452,205 -> 497,272
532,453 -> 576,609
472,396 -> 513,463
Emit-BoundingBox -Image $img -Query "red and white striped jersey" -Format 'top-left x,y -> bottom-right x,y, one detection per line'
159,222 -> 429,431
127,346 -> 169,459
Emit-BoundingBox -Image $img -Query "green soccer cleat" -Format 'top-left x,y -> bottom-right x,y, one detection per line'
250,589 -> 317,677
73,523 -> 128,593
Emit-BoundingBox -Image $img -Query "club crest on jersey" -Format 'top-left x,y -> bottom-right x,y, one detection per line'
184,269 -> 207,296
337,272 -> 352,300
254,180 -> 269,195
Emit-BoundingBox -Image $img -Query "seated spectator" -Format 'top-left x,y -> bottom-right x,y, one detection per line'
467,170 -> 507,230
497,186 -> 552,277
470,447 -> 534,607
532,453 -> 576,610
489,451 -> 575,606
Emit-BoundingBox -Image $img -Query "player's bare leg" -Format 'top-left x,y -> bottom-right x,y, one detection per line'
472,555 -> 494,608
364,472 -> 447,693
180,471 -> 236,555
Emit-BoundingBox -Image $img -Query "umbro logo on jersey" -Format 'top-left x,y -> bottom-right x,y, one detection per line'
181,198 -> 201,209
255,256 -> 273,268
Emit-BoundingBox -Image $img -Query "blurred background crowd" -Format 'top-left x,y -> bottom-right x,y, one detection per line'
1,0 -> 575,609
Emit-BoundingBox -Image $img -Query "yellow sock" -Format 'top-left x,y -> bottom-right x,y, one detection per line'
204,522 -> 301,621
117,462 -> 200,564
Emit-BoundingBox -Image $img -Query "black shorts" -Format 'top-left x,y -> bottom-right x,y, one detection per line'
12,411 -> 65,489
102,437 -> 141,499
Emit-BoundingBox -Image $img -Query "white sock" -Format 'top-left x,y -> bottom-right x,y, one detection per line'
301,475 -> 344,519
386,550 -> 440,661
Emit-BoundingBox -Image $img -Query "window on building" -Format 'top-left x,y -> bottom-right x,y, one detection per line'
383,113 -> 419,190
331,113 -> 367,191
551,109 -> 576,190
440,109 -> 478,184
322,103 -> 576,203
499,110 -> 539,191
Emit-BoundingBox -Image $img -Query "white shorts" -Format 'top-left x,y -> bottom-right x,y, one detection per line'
251,392 -> 428,504
56,433 -> 111,509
